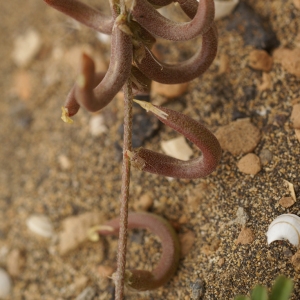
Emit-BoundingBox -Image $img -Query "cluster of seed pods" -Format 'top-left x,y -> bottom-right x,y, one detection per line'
45,0 -> 221,179
44,0 -> 221,292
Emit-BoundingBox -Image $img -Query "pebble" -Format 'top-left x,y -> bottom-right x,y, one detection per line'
58,212 -> 103,255
248,49 -> 273,72
12,29 -> 42,67
235,227 -> 254,244
97,265 -> 114,278
215,118 -> 261,156
279,197 -> 295,208
89,114 -> 107,136
259,149 -> 273,166
291,250 -> 300,272
214,0 -> 239,20
161,136 -> 193,160
133,193 -> 153,211
295,129 -> 300,142
218,257 -> 225,267
235,207 -> 248,226
257,72 -> 272,91
0,268 -> 12,298
13,70 -> 33,101
75,286 -> 96,300
293,0 -> 300,10
237,153 -> 261,175
7,249 -> 25,277
189,279 -> 205,300
179,230 -> 195,258
227,2 -> 279,50
26,214 -> 54,238
151,81 -> 189,98
291,104 -> 300,129
58,154 -> 72,170
273,48 -> 300,78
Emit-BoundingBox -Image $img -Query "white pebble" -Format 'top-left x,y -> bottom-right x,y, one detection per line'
161,136 -> 193,160
89,114 -> 107,136
214,0 -> 239,20
12,29 -> 42,67
26,214 -> 54,238
0,268 -> 12,298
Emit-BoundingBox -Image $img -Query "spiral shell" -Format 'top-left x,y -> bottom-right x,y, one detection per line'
267,214 -> 300,247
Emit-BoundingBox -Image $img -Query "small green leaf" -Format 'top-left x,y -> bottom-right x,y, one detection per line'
234,295 -> 251,300
251,285 -> 268,300
270,276 -> 293,300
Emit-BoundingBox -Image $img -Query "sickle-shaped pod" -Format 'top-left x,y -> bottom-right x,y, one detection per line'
43,0 -> 113,34
129,100 -> 222,179
135,24 -> 218,84
96,212 -> 180,291
126,0 -> 214,41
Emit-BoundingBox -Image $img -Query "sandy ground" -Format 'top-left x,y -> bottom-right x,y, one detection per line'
0,0 -> 300,299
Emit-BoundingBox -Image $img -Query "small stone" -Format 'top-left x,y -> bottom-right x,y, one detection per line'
12,29 -> 42,67
151,81 -> 189,98
161,136 -> 193,160
257,72 -> 272,91
26,214 -> 54,238
13,70 -> 33,101
215,118 -> 261,156
0,268 -> 12,298
214,0 -> 239,20
74,276 -> 88,291
97,265 -> 114,278
218,53 -> 230,74
295,129 -> 300,142
259,149 -> 273,166
89,114 -> 107,136
133,193 -> 153,211
7,249 -> 25,277
189,279 -> 205,300
237,153 -> 261,175
291,104 -> 300,129
179,230 -> 195,257
75,286 -> 96,300
227,2 -> 279,50
279,197 -> 295,208
291,250 -> 300,271
248,49 -> 273,72
58,154 -> 72,170
293,0 -> 300,10
218,258 -> 225,267
58,212 -> 103,255
235,207 -> 248,226
235,227 -> 254,244
273,48 -> 300,78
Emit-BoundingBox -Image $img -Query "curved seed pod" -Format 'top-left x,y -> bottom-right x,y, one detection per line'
177,0 -> 199,19
43,0 -> 113,34
135,24 -> 218,84
126,0 -> 215,41
74,17 -> 133,113
64,72 -> 106,117
267,214 -> 300,247
129,100 -> 221,179
96,212 -> 180,291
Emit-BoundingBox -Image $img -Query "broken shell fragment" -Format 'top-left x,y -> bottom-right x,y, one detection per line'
267,214 -> 300,247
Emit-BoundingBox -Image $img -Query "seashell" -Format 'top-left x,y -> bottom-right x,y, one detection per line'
0,268 -> 12,298
26,214 -> 54,238
267,214 -> 300,247
214,0 -> 239,20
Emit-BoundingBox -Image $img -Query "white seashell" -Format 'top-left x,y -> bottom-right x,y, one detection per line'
26,214 -> 54,238
267,214 -> 300,247
0,268 -> 12,298
214,0 -> 239,20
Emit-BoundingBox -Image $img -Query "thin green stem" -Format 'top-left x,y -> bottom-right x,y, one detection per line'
115,78 -> 133,300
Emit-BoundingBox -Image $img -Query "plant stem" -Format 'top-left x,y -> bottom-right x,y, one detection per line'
115,78 -> 133,300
